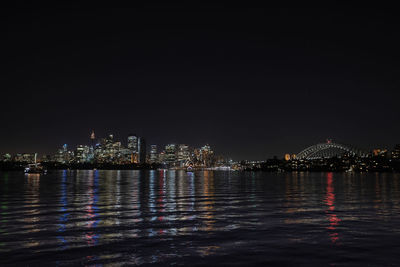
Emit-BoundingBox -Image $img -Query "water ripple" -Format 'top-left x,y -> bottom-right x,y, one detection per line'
0,170 -> 399,266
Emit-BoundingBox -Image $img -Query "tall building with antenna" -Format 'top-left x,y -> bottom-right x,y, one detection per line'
89,130 -> 96,161
90,130 -> 96,145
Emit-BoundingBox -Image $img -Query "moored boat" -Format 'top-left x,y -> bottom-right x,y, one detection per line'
24,153 -> 47,174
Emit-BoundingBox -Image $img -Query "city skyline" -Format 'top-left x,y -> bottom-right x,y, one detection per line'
2,128 -> 399,162
2,6 -> 400,266
2,6 -> 400,159
2,130 -> 399,173
1,128 -> 399,161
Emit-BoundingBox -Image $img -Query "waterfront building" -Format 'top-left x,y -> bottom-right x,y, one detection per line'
127,134 -> 138,152
88,130 -> 96,161
118,148 -> 132,164
193,148 -> 201,163
392,144 -> 400,160
75,145 -> 90,163
93,134 -> 123,163
165,144 -> 177,165
41,155 -> 52,162
373,149 -> 388,158
177,144 -> 190,166
75,145 -> 84,163
200,144 -> 214,167
159,151 -> 166,163
55,149 -> 64,163
127,134 -> 147,164
55,144 -> 72,163
149,145 -> 158,163
2,153 -> 11,162
215,155 -> 226,166
13,153 -> 35,162
90,130 -> 96,147
138,137 -> 146,164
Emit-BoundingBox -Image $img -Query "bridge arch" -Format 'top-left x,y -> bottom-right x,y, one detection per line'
296,142 -> 366,160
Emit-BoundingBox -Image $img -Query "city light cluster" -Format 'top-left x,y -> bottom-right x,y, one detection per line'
29,131 -> 226,169
1,133 -> 399,172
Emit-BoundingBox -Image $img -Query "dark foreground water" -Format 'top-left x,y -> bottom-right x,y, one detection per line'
0,170 -> 400,266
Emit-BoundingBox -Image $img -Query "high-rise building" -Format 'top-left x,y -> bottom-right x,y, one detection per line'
55,144 -> 71,163
127,134 -> 138,152
392,144 -> 400,160
200,144 -> 214,167
93,134 -> 122,163
88,130 -> 96,161
138,137 -> 146,164
2,153 -> 11,162
75,145 -> 90,163
149,145 -> 158,163
165,144 -> 177,164
159,151 -> 166,163
177,144 -> 190,166
128,134 -> 139,163
90,130 -> 95,145
41,155 -> 52,162
373,149 -> 388,158
13,153 -> 35,163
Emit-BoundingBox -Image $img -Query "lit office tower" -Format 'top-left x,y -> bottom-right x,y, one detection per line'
55,144 -> 69,163
75,145 -> 90,163
89,130 -> 96,161
127,134 -> 139,163
177,144 -> 190,166
149,145 -> 158,163
158,151 -> 166,163
200,144 -> 214,167
165,144 -> 177,164
62,144 -> 69,163
90,130 -> 95,146
127,134 -> 138,152
392,144 -> 400,160
138,137 -> 146,164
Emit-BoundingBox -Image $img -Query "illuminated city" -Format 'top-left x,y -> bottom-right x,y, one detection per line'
2,5 -> 400,266
1,132 -> 399,172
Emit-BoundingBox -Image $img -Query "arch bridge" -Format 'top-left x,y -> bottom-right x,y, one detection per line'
296,142 -> 366,160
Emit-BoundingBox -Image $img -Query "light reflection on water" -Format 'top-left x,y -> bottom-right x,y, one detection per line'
325,172 -> 340,244
0,170 -> 400,266
56,170 -> 68,250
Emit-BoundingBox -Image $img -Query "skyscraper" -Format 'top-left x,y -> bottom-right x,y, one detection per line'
392,144 -> 400,160
149,144 -> 158,163
90,130 -> 95,145
200,144 -> 214,167
75,145 -> 90,163
127,134 -> 139,163
138,137 -> 146,164
127,134 -> 138,153
89,130 -> 95,161
165,144 -> 177,165
177,144 -> 190,166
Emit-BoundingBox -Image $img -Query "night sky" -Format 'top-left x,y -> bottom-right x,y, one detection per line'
2,5 -> 400,160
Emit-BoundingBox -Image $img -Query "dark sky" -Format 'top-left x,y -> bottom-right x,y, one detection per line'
1,5 -> 400,160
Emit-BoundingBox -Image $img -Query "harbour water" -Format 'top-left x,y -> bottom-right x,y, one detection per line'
0,170 -> 399,266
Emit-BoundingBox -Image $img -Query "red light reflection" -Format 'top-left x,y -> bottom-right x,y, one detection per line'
325,172 -> 341,244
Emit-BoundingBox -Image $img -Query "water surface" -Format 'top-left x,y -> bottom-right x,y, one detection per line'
0,170 -> 399,266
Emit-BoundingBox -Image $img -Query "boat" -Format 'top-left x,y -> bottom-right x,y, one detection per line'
24,153 -> 47,174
